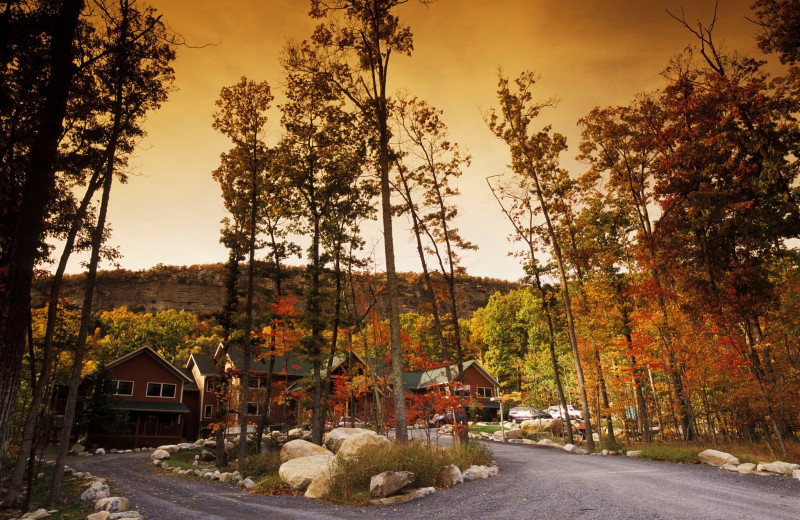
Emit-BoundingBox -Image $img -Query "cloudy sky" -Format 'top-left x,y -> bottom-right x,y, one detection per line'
69,0 -> 764,281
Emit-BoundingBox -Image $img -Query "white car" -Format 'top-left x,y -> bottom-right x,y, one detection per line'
547,404 -> 584,421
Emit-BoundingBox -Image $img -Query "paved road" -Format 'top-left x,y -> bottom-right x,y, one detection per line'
69,439 -> 800,520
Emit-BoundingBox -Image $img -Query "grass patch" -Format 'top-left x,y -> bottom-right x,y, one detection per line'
469,425 -> 501,434
325,441 -> 494,505
637,445 -> 702,464
250,474 -> 298,496
161,450 -> 197,470
239,451 -> 282,480
0,461 -> 95,520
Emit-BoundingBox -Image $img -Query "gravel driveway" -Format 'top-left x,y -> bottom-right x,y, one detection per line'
69,439 -> 800,520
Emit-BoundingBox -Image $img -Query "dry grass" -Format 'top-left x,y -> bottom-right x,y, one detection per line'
621,439 -> 800,465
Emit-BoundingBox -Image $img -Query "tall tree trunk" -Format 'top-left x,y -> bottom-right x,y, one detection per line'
0,0 -> 83,474
3,171 -> 100,508
379,114 -> 407,442
255,240 -> 282,451
48,167 -> 113,506
528,170 -> 594,451
396,165 -> 452,381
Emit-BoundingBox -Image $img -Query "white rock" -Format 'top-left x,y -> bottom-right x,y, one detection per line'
698,449 -> 740,467
793,468 -> 800,481
69,443 -> 85,455
486,465 -> 500,476
537,438 -> 556,446
369,487 -> 436,506
505,428 -> 523,440
86,512 -> 110,520
722,463 -> 739,471
177,443 -> 197,451
437,464 -> 463,488
156,445 -> 180,453
19,508 -> 49,519
94,497 -> 129,513
149,449 -> 170,461
757,461 -> 799,475
280,439 -> 333,463
337,433 -> 391,460
219,472 -> 236,483
738,463 -> 756,474
287,428 -> 303,440
626,450 -> 642,457
109,512 -> 143,520
279,455 -> 335,490
305,465 -> 336,499
520,418 -> 563,435
323,427 -> 376,453
370,471 -> 415,498
563,443 -> 575,452
80,481 -> 109,503
95,448 -> 106,456
462,465 -> 490,481
241,477 -> 255,489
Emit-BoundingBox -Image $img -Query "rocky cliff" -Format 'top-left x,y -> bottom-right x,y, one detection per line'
33,263 -> 518,318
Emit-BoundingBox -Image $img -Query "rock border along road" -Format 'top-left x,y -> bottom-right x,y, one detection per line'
69,439 -> 800,520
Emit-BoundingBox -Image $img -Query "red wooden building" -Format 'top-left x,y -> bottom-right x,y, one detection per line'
88,346 -> 199,448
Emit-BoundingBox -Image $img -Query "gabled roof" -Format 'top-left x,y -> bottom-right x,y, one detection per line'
178,368 -> 199,391
407,360 -> 500,390
186,353 -> 217,377
103,346 -> 192,383
221,342 -> 313,377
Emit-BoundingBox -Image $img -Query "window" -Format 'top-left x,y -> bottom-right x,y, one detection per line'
248,376 -> 265,389
246,403 -> 260,416
146,382 -> 177,398
205,378 -> 215,393
204,405 -> 213,418
477,387 -> 493,398
103,380 -> 133,396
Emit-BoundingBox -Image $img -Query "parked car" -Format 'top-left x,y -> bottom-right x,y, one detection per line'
331,416 -> 366,428
428,410 -> 455,427
508,406 -> 535,423
546,404 -> 584,421
508,407 -> 553,423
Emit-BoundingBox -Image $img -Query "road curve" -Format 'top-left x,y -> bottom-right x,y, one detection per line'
69,440 -> 800,520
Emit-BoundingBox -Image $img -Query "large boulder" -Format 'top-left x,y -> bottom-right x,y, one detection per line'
370,471 -> 415,498
370,487 -> 436,506
149,449 -> 170,461
323,427 -> 375,453
304,465 -> 336,499
337,432 -> 391,460
69,443 -> 85,455
94,497 -> 130,513
505,428 -> 523,440
520,418 -> 562,435
279,454 -> 335,491
287,428 -> 304,440
737,463 -> 756,474
156,445 -> 179,453
757,461 -> 799,475
462,465 -> 490,481
177,443 -> 197,451
108,513 -> 143,520
698,449 -> 740,467
80,481 -> 109,503
437,465 -> 463,488
280,439 -> 333,463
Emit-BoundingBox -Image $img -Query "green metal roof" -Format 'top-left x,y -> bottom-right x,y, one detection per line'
107,400 -> 190,414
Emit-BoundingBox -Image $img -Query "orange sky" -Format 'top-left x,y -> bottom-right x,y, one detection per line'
69,0 -> 763,281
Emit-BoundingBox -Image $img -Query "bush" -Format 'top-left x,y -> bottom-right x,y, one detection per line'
325,440 -> 494,505
239,450 -> 282,480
